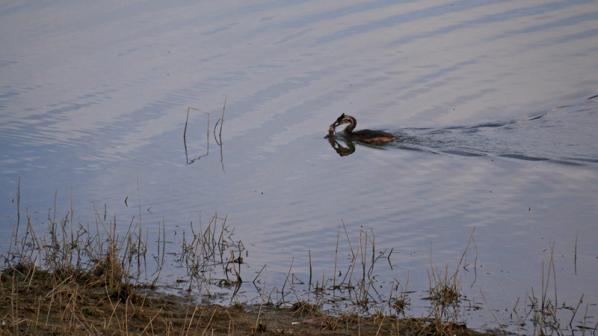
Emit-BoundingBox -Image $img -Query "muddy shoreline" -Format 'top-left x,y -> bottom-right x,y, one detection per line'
0,263 -> 496,335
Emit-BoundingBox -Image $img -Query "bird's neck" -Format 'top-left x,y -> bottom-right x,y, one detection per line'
343,118 -> 356,134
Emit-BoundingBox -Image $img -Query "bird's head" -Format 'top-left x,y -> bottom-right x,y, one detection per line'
329,113 -> 356,134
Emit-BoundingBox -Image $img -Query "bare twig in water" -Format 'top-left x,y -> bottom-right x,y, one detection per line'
333,231 -> 339,290
308,250 -> 313,295
280,257 -> 294,305
183,107 -> 195,164
213,96 -> 226,172
183,106 -> 210,165
569,294 -> 584,330
386,248 -> 394,271
213,96 -> 226,146
184,99 -> 226,168
8,177 -> 22,259
574,233 -> 578,276
253,264 -> 267,287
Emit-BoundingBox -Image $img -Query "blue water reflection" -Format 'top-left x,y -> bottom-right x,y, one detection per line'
1,1 -> 598,333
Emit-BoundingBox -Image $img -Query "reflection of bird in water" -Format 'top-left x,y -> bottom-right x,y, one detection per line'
328,114 -> 396,145
327,136 -> 355,156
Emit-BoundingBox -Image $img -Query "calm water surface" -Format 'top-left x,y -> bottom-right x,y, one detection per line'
2,1 -> 598,333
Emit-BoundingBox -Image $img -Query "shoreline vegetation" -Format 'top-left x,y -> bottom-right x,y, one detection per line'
0,265 -> 489,336
1,185 -> 586,335
0,201 -> 496,336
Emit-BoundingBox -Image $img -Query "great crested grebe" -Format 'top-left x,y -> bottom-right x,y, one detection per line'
328,113 -> 396,145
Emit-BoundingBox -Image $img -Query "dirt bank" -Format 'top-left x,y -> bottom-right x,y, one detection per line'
0,263 -> 495,336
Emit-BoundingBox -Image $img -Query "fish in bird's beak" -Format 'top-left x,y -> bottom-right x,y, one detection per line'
328,125 -> 336,136
328,113 -> 346,135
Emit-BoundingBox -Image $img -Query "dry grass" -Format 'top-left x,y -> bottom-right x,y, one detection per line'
0,263 -> 491,336
0,190 -> 494,335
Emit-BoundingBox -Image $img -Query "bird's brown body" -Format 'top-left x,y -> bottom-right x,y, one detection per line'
328,114 -> 396,145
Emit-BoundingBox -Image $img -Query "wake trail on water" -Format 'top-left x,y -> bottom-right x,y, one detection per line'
391,96 -> 598,167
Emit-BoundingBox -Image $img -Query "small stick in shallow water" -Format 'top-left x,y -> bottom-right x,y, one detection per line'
574,233 -> 578,276
183,106 -> 210,165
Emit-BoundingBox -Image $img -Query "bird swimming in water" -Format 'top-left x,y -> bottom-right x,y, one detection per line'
328,113 -> 396,145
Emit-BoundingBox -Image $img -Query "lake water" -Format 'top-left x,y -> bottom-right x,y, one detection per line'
2,0 -> 598,333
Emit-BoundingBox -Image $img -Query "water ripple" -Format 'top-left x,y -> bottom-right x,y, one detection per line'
317,0 -> 503,44
388,0 -> 592,47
